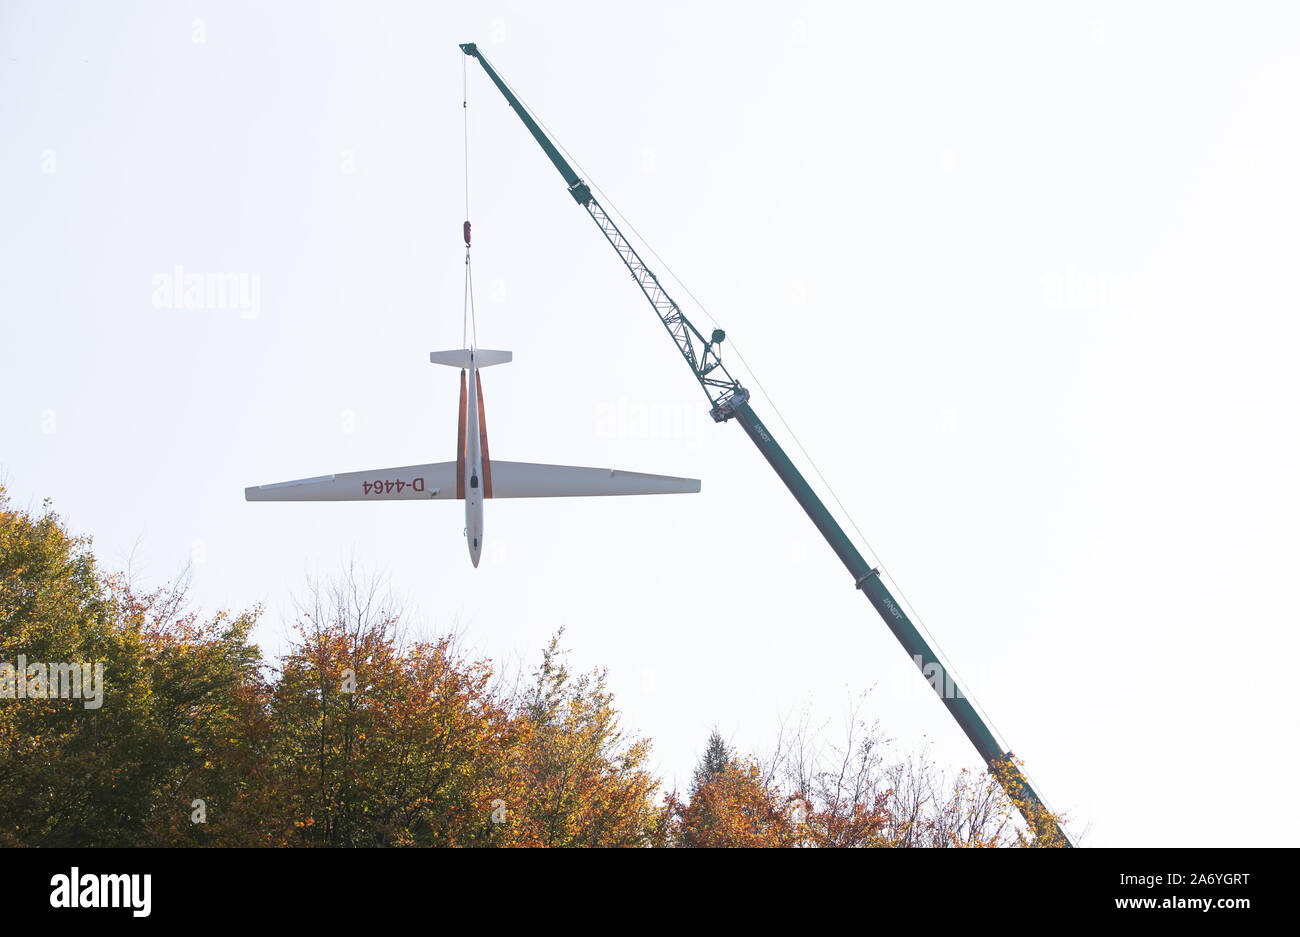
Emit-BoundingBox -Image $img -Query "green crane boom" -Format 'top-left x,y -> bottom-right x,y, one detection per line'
460,42 -> 1069,846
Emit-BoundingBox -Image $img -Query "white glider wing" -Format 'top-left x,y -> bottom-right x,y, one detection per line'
245,462 -> 458,502
487,460 -> 700,498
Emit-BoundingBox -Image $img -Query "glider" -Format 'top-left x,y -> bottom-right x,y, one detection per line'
245,348 -> 701,566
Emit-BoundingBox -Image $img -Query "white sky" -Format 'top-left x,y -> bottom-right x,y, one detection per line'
3,0 -> 1298,847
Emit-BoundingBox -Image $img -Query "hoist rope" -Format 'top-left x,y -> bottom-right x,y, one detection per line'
462,54 -> 470,220
461,53 -> 478,350
464,253 -> 478,350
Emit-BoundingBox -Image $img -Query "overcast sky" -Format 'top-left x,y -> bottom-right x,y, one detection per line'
3,0 -> 1298,847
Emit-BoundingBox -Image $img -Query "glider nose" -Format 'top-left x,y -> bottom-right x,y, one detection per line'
469,535 -> 482,568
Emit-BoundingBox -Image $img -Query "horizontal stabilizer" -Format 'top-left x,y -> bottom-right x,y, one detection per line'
487,460 -> 701,498
245,462 -> 458,501
429,348 -> 512,369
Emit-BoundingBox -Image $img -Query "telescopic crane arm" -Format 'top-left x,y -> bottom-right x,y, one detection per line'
460,42 -> 1069,846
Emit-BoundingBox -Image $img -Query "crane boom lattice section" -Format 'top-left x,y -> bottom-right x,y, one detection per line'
584,198 -> 748,420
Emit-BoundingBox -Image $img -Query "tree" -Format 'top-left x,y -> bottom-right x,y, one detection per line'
268,565 -> 514,846
762,693 -> 1069,847
0,487 -> 268,846
692,728 -> 731,795
498,631 -> 662,847
669,755 -> 799,847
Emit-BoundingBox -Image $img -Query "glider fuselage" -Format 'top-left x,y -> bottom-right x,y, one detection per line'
462,352 -> 486,567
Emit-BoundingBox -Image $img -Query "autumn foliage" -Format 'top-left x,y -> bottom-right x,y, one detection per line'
0,489 -> 1067,847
